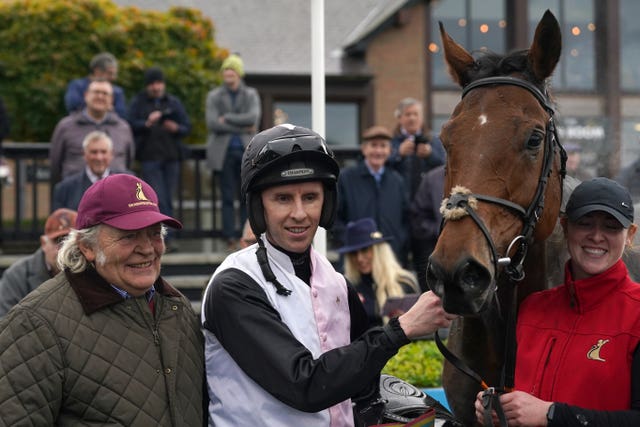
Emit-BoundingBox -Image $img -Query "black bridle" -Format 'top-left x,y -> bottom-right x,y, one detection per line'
434,76 -> 567,427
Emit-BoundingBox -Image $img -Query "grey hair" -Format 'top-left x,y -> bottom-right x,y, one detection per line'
89,52 -> 118,72
57,223 -> 170,273
82,130 -> 113,152
394,97 -> 423,119
57,226 -> 102,273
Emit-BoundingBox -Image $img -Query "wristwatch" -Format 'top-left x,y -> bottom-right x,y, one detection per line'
546,403 -> 556,424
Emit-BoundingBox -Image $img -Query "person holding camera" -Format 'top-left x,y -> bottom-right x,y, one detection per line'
388,97 -> 445,276
127,67 -> 191,222
388,97 -> 445,200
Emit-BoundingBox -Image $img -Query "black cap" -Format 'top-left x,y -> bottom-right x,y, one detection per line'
144,67 -> 164,85
565,177 -> 634,227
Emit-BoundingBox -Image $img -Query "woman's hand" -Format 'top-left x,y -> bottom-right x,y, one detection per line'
475,390 -> 553,426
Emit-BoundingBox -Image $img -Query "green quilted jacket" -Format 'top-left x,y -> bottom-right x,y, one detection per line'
0,268 -> 204,426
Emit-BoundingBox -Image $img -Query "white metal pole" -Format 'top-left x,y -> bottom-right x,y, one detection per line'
311,0 -> 328,255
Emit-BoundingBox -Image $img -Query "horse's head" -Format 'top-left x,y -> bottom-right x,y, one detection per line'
427,10 -> 565,315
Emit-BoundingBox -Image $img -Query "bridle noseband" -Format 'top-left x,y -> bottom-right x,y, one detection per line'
442,76 -> 567,282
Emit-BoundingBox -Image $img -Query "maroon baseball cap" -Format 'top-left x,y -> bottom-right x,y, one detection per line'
76,174 -> 183,230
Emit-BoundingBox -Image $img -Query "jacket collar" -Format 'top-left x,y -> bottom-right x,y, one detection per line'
66,267 -> 182,315
563,258 -> 629,313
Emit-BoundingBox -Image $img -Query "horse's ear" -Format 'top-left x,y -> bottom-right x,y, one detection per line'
528,10 -> 562,81
439,21 -> 475,87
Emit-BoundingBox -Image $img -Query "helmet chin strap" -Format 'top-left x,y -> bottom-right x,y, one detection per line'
256,236 -> 292,296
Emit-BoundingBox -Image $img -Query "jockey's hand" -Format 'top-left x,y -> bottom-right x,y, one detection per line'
398,291 -> 455,339
475,390 -> 553,426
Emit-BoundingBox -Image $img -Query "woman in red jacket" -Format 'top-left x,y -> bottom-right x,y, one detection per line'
476,177 -> 640,426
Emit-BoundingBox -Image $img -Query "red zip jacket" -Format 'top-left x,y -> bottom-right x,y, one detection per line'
515,259 -> 640,410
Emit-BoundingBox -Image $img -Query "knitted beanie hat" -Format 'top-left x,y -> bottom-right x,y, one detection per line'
221,54 -> 244,77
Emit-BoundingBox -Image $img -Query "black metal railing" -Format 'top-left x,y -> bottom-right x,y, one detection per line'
0,142 -> 360,248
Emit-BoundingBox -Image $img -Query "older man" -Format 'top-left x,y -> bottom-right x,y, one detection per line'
0,174 -> 203,426
52,131 -> 132,210
334,125 -> 410,265
0,208 -> 77,318
50,79 -> 134,183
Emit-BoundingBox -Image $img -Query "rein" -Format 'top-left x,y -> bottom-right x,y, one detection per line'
435,76 -> 567,426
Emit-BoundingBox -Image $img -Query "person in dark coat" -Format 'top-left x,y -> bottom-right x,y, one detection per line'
334,125 -> 409,265
409,165 -> 445,291
127,67 -> 191,218
52,131 -> 132,211
0,208 -> 77,318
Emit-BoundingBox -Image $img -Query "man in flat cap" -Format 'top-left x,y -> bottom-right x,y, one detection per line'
334,125 -> 410,265
0,208 -> 77,318
0,174 -> 203,426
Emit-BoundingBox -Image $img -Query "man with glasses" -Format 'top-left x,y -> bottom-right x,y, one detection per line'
201,124 -> 454,426
0,208 -> 77,318
50,80 -> 134,184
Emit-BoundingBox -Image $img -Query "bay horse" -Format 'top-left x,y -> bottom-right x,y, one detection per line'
427,10 -> 565,426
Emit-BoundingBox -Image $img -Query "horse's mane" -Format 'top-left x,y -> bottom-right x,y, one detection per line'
465,49 -> 546,90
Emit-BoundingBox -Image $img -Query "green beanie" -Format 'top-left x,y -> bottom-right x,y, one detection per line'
221,54 -> 244,77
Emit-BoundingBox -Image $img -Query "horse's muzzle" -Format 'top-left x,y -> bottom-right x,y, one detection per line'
427,255 -> 493,315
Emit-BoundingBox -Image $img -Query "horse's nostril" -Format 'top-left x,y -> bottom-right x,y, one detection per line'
426,261 -> 444,296
457,261 -> 491,292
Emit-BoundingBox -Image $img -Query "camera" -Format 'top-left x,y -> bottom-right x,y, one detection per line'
414,134 -> 429,144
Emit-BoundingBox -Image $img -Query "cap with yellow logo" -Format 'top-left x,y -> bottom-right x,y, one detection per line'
76,174 -> 182,230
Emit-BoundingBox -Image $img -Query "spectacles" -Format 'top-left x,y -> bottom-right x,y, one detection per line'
88,89 -> 113,97
251,135 -> 333,167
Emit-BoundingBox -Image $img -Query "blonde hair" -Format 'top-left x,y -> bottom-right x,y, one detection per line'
344,241 -> 418,311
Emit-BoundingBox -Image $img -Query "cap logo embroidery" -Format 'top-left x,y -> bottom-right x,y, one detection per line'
370,231 -> 383,239
622,202 -> 630,208
136,182 -> 149,201
281,168 -> 314,178
586,339 -> 609,362
128,182 -> 157,208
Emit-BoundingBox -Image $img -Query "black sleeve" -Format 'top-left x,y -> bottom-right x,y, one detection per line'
202,268 -> 409,413
346,278 -> 370,341
550,344 -> 640,426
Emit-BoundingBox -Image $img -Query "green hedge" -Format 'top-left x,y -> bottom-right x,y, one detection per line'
0,0 -> 226,144
382,339 -> 444,388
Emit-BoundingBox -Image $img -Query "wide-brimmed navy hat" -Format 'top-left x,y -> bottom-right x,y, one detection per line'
336,217 -> 393,254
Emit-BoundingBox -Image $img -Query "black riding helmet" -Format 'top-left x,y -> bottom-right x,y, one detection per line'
241,123 -> 340,235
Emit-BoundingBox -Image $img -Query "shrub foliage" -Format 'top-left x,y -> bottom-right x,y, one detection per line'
382,339 -> 444,388
0,0 -> 226,144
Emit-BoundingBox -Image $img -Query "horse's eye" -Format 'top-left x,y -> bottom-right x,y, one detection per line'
526,131 -> 544,150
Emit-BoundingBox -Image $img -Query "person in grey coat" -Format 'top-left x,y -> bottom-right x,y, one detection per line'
0,208 -> 77,318
205,54 -> 261,250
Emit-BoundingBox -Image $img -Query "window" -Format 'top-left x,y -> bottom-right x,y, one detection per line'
430,0 -> 506,88
620,0 -> 640,91
529,0 -> 595,90
272,101 -> 359,146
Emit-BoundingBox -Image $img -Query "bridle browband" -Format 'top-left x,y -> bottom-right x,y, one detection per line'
435,76 -> 567,427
